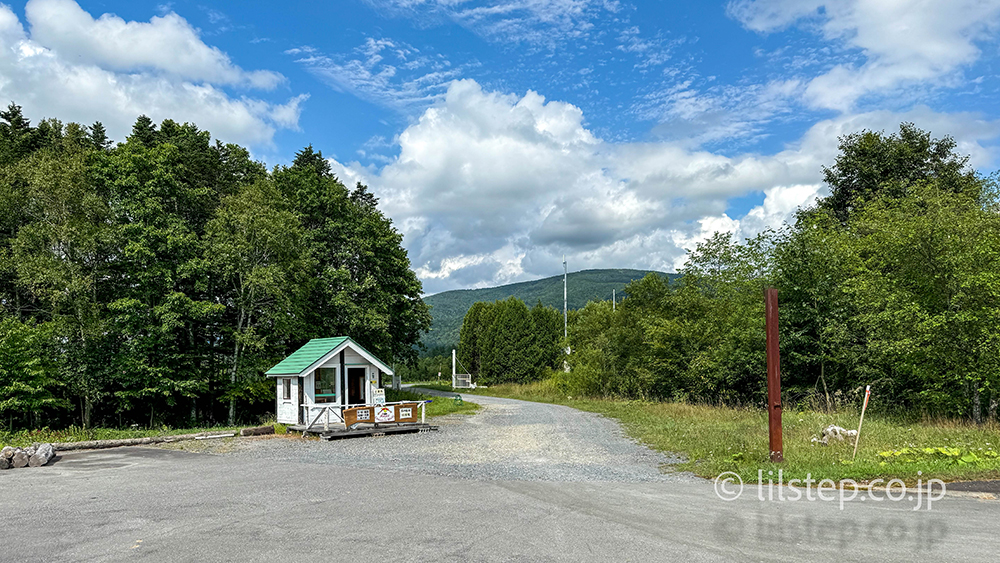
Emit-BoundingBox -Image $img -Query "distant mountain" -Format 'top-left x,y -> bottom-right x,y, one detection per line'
420,268 -> 676,352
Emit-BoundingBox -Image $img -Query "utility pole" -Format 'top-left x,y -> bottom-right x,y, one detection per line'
612,289 -> 616,312
563,256 -> 568,339
765,288 -> 784,463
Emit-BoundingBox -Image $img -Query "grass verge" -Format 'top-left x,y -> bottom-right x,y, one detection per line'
386,388 -> 480,417
470,380 -> 1000,484
404,382 -> 457,393
0,425 -> 242,449
0,390 -> 479,450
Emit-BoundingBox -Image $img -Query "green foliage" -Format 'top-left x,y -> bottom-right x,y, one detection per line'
206,178 -> 313,422
0,318 -> 66,424
845,182 -> 1000,420
555,123 -> 1000,422
456,301 -> 487,377
384,387 -> 479,417
457,297 -> 564,385
405,382 -> 454,393
480,297 -> 536,384
819,122 -> 981,223
395,354 -> 451,382
561,232 -> 773,403
274,146 -> 430,367
422,268 -> 673,350
877,446 -> 999,466
0,104 -> 430,430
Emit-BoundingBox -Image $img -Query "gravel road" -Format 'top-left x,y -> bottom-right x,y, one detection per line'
211,389 -> 693,483
7,391 -> 1000,562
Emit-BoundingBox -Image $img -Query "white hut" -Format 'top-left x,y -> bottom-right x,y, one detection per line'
265,337 -> 394,426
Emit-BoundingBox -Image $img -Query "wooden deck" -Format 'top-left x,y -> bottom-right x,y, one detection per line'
287,423 -> 438,441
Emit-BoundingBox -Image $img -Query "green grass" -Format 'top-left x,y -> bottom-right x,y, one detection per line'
406,382 -> 457,393
2,392 -> 478,449
471,380 -> 1000,484
386,388 -> 480,417
0,425 -> 242,449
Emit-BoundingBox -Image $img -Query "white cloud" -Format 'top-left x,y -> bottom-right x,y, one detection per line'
266,94 -> 310,130
728,0 -> 1000,111
290,37 -> 461,110
0,1 -> 304,148
363,0 -> 617,47
741,184 -> 821,234
636,77 -> 804,146
25,0 -> 283,89
616,26 -> 684,70
726,0 -> 825,32
673,183 -> 824,271
329,79 -> 1000,293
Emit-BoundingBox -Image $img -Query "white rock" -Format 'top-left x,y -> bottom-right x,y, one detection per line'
812,425 -> 858,446
28,443 -> 54,467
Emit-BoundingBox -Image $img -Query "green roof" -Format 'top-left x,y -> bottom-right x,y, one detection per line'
265,337 -> 349,376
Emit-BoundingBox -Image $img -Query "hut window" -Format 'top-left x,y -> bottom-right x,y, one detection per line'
282,379 -> 291,400
315,368 -> 337,403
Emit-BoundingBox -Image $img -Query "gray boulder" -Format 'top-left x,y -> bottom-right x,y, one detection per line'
28,443 -> 55,467
12,450 -> 29,468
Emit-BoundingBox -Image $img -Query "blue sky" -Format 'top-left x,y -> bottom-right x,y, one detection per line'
3,0 -> 1000,294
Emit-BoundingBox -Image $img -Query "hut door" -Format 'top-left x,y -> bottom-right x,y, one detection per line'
347,367 -> 367,405
297,377 -> 304,424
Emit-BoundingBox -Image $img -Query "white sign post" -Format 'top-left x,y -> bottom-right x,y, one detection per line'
853,386 -> 872,461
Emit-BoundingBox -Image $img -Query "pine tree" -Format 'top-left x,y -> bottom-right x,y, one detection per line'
292,144 -> 333,178
89,121 -> 111,150
128,115 -> 158,147
0,102 -> 31,138
458,302 -> 488,376
0,102 -> 38,164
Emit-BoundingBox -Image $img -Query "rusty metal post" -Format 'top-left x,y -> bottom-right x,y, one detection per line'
765,287 -> 783,463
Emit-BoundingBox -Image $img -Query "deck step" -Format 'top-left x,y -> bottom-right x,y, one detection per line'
286,423 -> 439,441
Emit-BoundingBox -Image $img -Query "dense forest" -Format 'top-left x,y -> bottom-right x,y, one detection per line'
400,297 -> 564,385
456,298 -> 565,385
457,124 -> 1000,422
0,104 -> 430,430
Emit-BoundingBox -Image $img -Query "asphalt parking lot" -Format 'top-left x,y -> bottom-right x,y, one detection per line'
3,394 -> 1000,562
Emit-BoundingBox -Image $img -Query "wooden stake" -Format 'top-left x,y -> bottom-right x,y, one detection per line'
765,288 -> 783,463
852,386 -> 871,461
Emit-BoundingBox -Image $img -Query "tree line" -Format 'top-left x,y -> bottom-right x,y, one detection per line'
456,298 -> 564,385
0,104 -> 430,429
458,124 -> 1000,422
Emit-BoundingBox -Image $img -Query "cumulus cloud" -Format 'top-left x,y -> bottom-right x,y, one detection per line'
728,0 -> 1000,111
0,1 -> 304,147
331,79 -> 1000,293
25,0 -> 283,89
